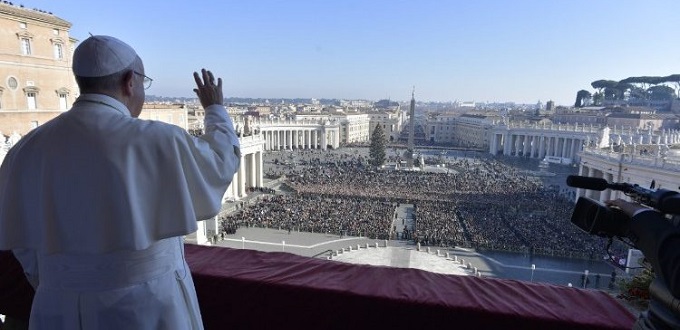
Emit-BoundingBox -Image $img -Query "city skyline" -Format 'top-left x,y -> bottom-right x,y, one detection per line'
20,0 -> 680,105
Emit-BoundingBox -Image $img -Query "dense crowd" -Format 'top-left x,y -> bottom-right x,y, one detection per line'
221,148 -> 609,259
220,193 -> 394,240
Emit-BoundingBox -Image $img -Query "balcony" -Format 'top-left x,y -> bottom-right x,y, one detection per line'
1,245 -> 635,329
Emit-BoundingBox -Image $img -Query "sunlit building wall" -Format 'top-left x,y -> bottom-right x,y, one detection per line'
295,113 -> 370,144
367,110 -> 405,143
0,2 -> 77,135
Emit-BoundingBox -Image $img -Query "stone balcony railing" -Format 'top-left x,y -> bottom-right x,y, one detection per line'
0,245 -> 635,329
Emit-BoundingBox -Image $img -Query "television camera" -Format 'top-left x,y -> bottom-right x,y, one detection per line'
566,175 -> 680,329
566,175 -> 680,238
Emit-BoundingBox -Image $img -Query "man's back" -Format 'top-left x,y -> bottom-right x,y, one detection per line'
1,94 -> 235,255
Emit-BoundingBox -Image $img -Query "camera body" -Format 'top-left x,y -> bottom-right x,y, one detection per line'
567,175 -> 680,239
567,175 -> 680,329
570,197 -> 631,238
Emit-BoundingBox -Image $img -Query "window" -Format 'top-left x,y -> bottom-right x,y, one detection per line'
59,93 -> 68,110
21,38 -> 31,55
24,86 -> 40,110
56,88 -> 70,110
27,92 -> 37,110
7,77 -> 18,90
53,29 -> 59,35
54,43 -> 63,59
19,22 -> 26,29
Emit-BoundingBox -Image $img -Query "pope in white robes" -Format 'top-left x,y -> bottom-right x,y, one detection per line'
0,35 -> 240,329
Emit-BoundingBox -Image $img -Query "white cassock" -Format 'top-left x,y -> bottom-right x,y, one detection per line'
0,94 -> 240,329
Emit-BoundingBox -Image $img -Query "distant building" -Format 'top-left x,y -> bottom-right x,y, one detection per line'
459,101 -> 476,109
367,107 -> 405,143
546,100 -> 555,111
606,113 -> 666,131
247,105 -> 272,117
139,103 -> 189,129
296,113 -> 370,144
553,110 -> 606,126
424,112 -> 500,149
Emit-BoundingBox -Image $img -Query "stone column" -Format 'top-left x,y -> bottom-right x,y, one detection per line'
269,131 -> 273,151
522,135 -> 530,156
273,130 -> 278,150
293,130 -> 298,149
204,216 -> 218,241
230,169 -> 239,199
600,172 -> 613,202
503,133 -> 511,156
256,151 -> 263,187
312,130 -> 317,149
585,167 -> 595,199
288,129 -> 292,150
195,219 -> 209,245
321,128 -> 328,150
249,153 -> 256,189
238,155 -> 246,197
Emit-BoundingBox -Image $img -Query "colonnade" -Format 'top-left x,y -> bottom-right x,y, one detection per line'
197,134 -> 265,245
261,127 -> 339,151
489,124 -> 680,164
490,133 -> 586,161
223,150 -> 264,201
574,147 -> 680,204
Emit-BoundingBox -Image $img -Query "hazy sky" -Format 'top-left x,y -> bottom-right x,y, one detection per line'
24,0 -> 680,105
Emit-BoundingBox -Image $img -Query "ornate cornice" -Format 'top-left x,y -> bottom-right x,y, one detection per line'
0,3 -> 72,28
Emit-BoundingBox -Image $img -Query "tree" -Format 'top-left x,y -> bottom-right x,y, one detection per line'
628,86 -> 648,100
663,74 -> 680,99
592,92 -> 603,106
574,89 -> 592,107
591,80 -> 618,95
648,85 -> 675,101
369,124 -> 386,168
604,87 -> 622,101
615,82 -> 633,100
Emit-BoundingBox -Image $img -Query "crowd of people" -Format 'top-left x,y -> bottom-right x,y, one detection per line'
221,148 -> 609,259
220,193 -> 394,240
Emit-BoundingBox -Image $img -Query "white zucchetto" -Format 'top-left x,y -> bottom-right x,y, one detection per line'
72,35 -> 138,77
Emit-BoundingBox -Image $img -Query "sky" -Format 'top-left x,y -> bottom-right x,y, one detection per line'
21,0 -> 680,105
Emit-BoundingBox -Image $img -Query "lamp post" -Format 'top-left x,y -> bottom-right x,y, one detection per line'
530,264 -> 536,283
583,270 -> 589,288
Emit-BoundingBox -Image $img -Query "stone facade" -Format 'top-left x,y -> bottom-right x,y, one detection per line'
0,2 -> 77,135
